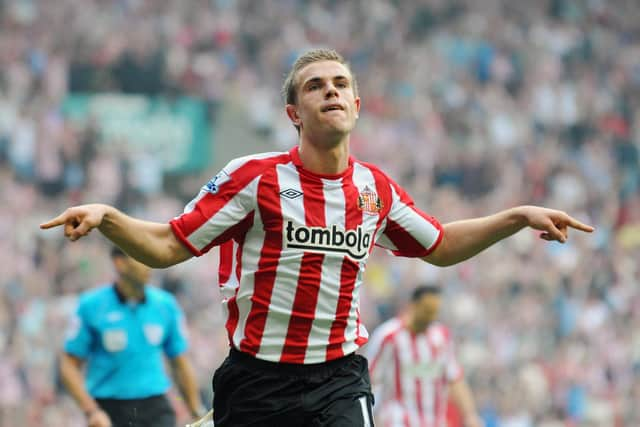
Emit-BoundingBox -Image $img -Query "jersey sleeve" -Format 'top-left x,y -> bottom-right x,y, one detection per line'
63,297 -> 93,359
169,157 -> 259,257
376,176 -> 443,257
163,297 -> 189,358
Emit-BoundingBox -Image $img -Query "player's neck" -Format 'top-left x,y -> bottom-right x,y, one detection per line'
407,322 -> 424,335
298,137 -> 350,175
115,280 -> 145,301
406,315 -> 429,334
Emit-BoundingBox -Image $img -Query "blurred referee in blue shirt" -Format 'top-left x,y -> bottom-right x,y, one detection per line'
60,247 -> 206,427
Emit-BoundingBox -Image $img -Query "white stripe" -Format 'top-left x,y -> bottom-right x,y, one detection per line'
359,396 -> 371,427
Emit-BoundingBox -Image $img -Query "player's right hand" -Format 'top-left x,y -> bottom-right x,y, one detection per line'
40,204 -> 109,241
87,408 -> 112,427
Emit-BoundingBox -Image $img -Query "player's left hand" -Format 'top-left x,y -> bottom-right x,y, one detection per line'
520,206 -> 594,243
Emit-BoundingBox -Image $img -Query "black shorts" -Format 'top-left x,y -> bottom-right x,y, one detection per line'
96,394 -> 175,427
212,348 -> 375,427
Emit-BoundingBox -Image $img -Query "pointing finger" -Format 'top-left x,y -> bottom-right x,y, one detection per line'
40,213 -> 69,229
565,216 -> 595,232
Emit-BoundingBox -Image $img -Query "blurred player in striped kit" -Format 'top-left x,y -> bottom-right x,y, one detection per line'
42,48 -> 593,427
366,286 -> 482,427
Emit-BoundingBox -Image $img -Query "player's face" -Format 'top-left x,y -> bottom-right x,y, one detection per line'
413,293 -> 441,329
287,60 -> 360,142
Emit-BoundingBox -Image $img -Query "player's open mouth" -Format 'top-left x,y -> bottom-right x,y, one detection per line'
321,104 -> 344,112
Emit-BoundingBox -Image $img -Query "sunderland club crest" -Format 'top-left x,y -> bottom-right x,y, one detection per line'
357,186 -> 383,215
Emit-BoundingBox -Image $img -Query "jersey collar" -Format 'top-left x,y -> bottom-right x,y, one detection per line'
113,284 -> 147,305
289,146 -> 354,180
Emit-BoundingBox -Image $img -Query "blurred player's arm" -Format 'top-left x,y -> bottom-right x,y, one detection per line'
59,352 -> 113,427
423,205 -> 594,266
170,354 -> 207,419
40,203 -> 191,268
449,378 -> 483,427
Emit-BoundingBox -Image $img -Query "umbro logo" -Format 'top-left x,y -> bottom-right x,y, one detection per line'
280,188 -> 303,199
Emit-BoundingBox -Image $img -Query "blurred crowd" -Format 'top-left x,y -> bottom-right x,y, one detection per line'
2,0 -> 640,426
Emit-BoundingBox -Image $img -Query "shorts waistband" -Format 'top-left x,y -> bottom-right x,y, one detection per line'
95,394 -> 168,404
228,347 -> 356,378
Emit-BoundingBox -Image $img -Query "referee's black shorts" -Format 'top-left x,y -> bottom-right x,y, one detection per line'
96,394 -> 175,427
212,348 -> 375,427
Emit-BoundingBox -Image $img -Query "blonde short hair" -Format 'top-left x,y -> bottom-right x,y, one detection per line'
281,48 -> 359,106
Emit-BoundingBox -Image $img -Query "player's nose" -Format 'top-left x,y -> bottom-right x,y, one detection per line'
324,83 -> 339,99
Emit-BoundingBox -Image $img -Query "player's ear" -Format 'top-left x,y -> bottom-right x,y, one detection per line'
286,104 -> 301,127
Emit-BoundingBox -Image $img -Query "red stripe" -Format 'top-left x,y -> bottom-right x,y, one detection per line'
218,241 -> 234,284
280,174 -> 326,363
239,168 -> 283,356
223,238 -> 246,347
326,170 -> 362,360
392,340 -> 403,406
234,238 -> 243,285
410,333 -> 425,424
219,240 -> 240,343
225,295 -> 240,347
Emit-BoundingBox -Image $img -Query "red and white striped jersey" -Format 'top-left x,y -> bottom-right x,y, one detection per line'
170,146 -> 443,364
366,318 -> 462,427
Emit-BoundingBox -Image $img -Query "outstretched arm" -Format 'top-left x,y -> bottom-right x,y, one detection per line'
40,204 -> 192,268
423,206 -> 594,267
